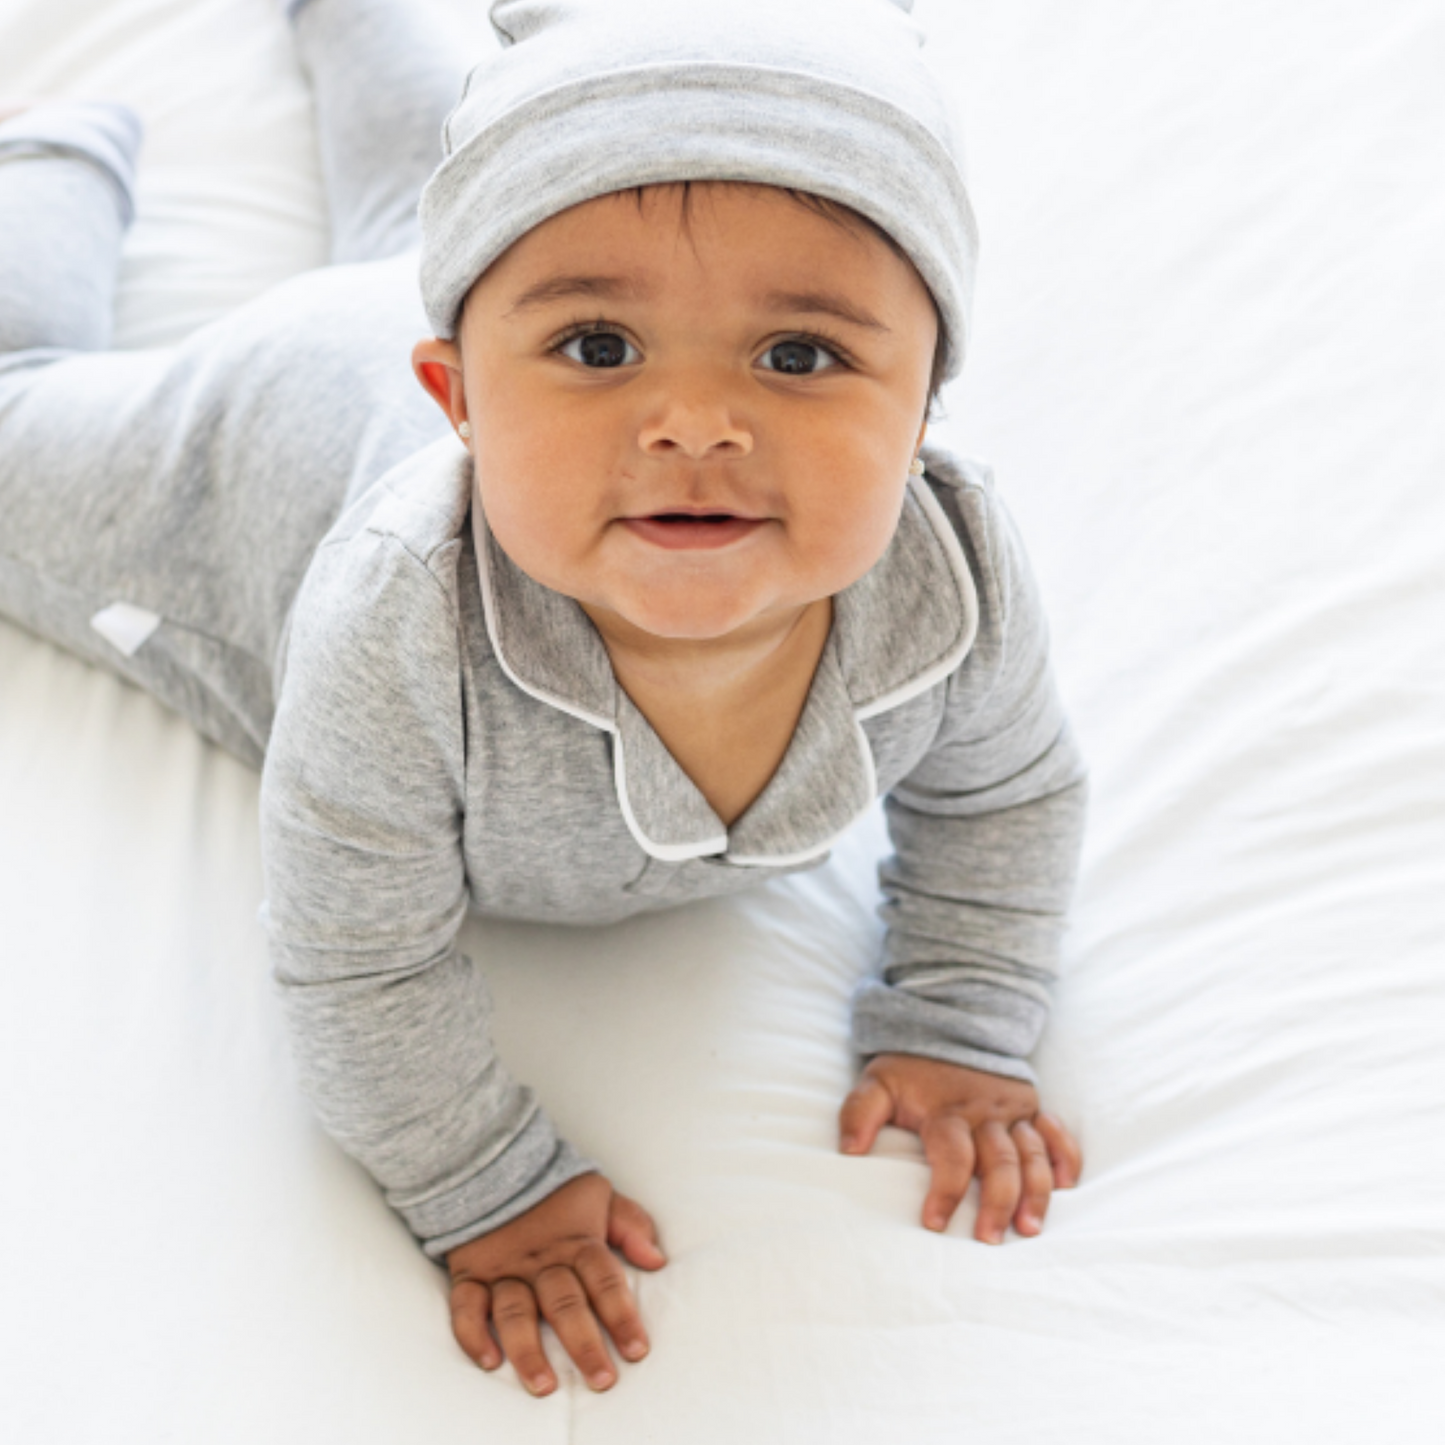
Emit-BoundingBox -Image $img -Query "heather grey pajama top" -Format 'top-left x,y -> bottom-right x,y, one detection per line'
263,439 -> 1087,1255
0,0 -> 1086,1260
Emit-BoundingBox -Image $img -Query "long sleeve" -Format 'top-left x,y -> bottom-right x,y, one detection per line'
853,476 -> 1088,1082
259,520 -> 591,1258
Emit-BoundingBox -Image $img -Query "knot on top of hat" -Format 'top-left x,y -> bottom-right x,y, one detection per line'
490,0 -> 918,51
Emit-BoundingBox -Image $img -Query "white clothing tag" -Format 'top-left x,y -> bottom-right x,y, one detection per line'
89,602 -> 162,657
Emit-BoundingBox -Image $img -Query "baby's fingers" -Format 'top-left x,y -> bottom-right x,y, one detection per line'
535,1263 -> 617,1392
491,1278 -> 556,1396
450,1278 -> 502,1371
973,1120 -> 1021,1245
575,1238 -> 650,1365
1011,1120 -> 1053,1236
1035,1112 -> 1083,1188
918,1111 -> 976,1232
839,1073 -> 894,1156
607,1191 -> 667,1271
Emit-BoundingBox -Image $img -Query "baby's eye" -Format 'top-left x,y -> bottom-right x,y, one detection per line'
757,338 -> 842,376
557,329 -> 639,368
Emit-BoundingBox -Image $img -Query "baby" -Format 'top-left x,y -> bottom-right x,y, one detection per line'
0,0 -> 1086,1399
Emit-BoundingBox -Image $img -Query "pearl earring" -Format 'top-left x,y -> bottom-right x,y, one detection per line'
458,421 -> 472,440
908,456 -> 926,477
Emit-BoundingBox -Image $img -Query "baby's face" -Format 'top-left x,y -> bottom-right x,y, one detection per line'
423,182 -> 938,642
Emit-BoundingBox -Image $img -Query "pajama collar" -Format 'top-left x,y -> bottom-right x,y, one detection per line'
471,455 -> 978,867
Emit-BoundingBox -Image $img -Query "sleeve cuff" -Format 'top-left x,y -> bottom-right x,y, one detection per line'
386,1105 -> 597,1259
851,977 -> 1039,1085
0,102 -> 142,225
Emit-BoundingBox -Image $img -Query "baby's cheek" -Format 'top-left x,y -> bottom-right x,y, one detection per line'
798,478 -> 908,587
479,484 -> 584,581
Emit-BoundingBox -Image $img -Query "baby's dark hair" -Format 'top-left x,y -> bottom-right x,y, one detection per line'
626,181 -> 950,418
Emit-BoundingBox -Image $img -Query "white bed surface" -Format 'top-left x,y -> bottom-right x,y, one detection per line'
1,1 -> 1443,1440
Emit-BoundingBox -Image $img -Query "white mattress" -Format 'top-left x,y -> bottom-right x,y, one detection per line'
2,1 -> 1443,1439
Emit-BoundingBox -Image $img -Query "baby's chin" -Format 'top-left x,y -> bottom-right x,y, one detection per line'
582,579 -> 816,647
603,595 -> 778,643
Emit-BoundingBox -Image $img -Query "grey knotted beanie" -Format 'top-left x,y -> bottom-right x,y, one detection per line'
418,0 -> 977,381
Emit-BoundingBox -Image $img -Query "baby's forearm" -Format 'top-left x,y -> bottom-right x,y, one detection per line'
859,770 -> 1088,1079
272,933 -> 592,1254
861,470 -> 1089,1081
259,530 -> 595,1256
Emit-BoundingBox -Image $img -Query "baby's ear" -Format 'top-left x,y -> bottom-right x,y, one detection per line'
411,338 -> 466,423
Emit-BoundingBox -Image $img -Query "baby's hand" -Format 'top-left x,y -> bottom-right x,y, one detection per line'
839,1053 -> 1082,1243
446,1173 -> 666,1396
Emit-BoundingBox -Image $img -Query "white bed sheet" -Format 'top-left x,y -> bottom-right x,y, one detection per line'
1,1 -> 1443,1440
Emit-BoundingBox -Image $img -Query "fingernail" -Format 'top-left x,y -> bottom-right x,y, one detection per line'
1019,1213 -> 1039,1233
588,1369 -> 615,1390
840,1136 -> 858,1152
622,1340 -> 647,1361
924,1214 -> 945,1232
527,1375 -> 554,1396
987,1230 -> 1004,1246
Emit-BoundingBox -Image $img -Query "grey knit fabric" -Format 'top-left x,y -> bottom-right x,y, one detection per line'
261,439 -> 1087,1256
419,0 -> 977,377
0,3 -> 1085,1262
0,101 -> 142,224
0,103 -> 141,355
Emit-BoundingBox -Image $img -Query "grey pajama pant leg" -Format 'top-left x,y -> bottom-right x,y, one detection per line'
0,102 -> 139,355
291,0 -> 467,263
0,1 -> 466,764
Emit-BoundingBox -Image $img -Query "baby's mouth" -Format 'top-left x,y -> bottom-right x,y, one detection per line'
622,511 -> 766,551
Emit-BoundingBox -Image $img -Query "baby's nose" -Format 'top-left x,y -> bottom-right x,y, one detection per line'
637,378 -> 753,461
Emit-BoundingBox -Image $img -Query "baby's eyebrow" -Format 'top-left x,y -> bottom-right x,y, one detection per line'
502,275 -> 890,335
504,274 -> 645,317
761,290 -> 891,333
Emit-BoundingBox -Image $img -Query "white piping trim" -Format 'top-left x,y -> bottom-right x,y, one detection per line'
470,493 -> 725,863
733,470 -> 976,867
612,727 -> 727,863
471,499 -> 612,731
853,472 -> 980,722
469,467 -> 976,871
